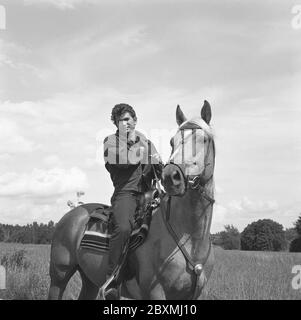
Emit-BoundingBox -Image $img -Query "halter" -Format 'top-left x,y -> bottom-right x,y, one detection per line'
154,123 -> 215,299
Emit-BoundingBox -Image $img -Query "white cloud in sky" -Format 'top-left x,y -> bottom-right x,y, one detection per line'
0,197 -> 71,225
211,197 -> 300,233
0,39 -> 33,69
43,155 -> 63,168
23,0 -> 181,10
0,0 -> 300,230
0,201 -> 53,224
0,167 -> 88,198
228,197 -> 279,215
83,157 -> 99,169
0,119 -> 35,154
213,204 -> 227,224
0,100 -> 39,118
24,0 -> 98,10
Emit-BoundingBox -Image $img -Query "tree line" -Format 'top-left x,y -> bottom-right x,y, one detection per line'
1,214 -> 301,252
0,221 -> 56,244
211,214 -> 301,252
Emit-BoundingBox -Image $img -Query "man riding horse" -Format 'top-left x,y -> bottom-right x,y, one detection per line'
103,103 -> 164,299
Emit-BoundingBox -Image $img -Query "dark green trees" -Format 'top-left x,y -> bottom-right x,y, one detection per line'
213,225 -> 241,250
241,219 -> 286,251
289,214 -> 301,252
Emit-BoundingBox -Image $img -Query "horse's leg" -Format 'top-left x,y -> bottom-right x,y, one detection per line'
78,268 -> 99,300
48,234 -> 79,300
122,278 -> 143,300
195,248 -> 215,300
48,264 -> 77,300
48,206 -> 91,300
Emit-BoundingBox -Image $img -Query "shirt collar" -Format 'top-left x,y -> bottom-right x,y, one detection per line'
115,130 -> 140,145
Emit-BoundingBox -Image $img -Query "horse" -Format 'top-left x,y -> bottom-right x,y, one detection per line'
48,100 -> 216,300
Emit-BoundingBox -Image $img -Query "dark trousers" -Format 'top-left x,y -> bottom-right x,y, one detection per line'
107,191 -> 140,276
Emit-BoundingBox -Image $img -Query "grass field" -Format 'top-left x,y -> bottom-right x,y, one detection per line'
0,242 -> 300,300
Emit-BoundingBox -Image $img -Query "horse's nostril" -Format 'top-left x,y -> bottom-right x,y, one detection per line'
172,170 -> 181,181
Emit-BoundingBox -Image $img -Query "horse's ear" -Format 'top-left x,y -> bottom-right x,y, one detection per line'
176,105 -> 187,126
201,100 -> 212,124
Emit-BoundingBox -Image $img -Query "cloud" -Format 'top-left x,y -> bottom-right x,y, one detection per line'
0,0 -> 300,228
0,38 -> 33,69
228,197 -> 279,216
0,119 -> 35,154
0,197 -> 71,225
210,197 -> 295,233
2,1 -> 299,101
24,0 -> 98,10
0,167 -> 88,198
213,204 -> 228,223
212,196 -> 301,234
0,100 -> 39,117
23,0 -> 176,10
43,155 -> 63,167
83,157 -> 101,169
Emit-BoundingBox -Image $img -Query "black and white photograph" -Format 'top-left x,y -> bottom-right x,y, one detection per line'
0,0 -> 300,304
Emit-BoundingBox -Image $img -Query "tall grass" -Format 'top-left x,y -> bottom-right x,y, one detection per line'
0,242 -> 300,299
201,247 -> 301,300
0,243 -> 80,300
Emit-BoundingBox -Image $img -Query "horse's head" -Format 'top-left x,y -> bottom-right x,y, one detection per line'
162,100 -> 215,197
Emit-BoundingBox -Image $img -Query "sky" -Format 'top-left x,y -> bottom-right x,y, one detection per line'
0,0 -> 300,232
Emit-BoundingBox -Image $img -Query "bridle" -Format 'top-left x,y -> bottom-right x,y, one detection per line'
154,125 -> 215,299
166,126 -> 215,204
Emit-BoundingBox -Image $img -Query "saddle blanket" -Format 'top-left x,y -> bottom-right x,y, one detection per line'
80,207 -> 152,253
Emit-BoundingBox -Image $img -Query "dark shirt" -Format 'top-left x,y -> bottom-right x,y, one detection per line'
104,130 -> 163,198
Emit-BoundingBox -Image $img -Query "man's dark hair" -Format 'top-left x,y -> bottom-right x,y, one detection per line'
111,103 -> 137,126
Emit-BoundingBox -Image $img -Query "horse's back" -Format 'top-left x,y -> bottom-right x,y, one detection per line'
50,203 -> 107,267
54,203 -> 108,232
49,203 -> 109,288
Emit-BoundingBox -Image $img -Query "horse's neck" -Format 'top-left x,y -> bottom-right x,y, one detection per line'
169,182 -> 214,239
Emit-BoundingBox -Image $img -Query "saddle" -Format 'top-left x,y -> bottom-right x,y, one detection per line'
79,188 -> 161,299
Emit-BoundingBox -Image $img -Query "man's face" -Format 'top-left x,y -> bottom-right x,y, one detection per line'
117,112 -> 136,133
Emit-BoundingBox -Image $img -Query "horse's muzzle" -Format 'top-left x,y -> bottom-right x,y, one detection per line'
162,164 -> 186,196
